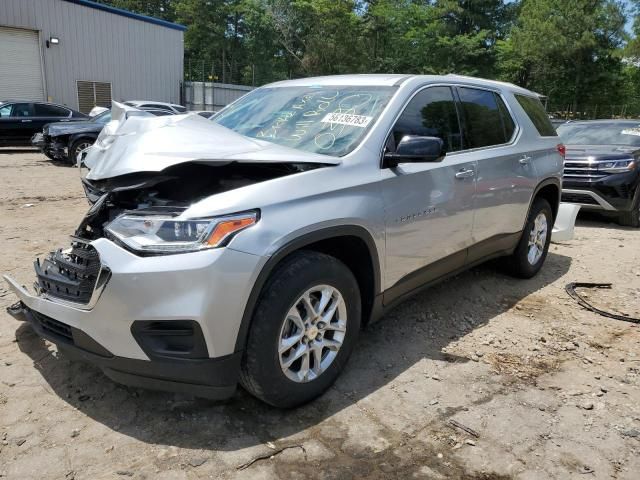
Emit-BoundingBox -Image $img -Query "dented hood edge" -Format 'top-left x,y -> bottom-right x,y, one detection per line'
83,102 -> 341,181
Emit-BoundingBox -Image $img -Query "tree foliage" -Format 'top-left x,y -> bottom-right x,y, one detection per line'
98,0 -> 640,116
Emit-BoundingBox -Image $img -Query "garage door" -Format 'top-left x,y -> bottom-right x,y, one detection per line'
0,26 -> 45,100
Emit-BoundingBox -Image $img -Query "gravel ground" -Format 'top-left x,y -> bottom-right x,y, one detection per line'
0,151 -> 639,480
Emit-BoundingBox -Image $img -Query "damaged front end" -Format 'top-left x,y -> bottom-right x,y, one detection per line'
76,161 -> 312,245
16,101 -> 339,307
3,100 -> 343,399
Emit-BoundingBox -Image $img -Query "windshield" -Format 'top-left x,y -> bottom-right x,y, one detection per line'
213,85 -> 397,156
93,110 -> 112,124
557,123 -> 640,147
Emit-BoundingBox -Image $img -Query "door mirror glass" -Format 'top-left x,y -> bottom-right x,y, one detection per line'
384,135 -> 445,167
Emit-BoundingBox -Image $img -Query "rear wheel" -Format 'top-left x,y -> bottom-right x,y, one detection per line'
68,138 -> 93,166
240,251 -> 361,408
502,198 -> 553,278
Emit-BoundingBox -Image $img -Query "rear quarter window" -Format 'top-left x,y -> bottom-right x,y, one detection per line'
515,94 -> 557,137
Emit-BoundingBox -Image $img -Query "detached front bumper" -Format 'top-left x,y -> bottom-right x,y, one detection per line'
31,132 -> 46,149
31,132 -> 67,159
4,238 -> 267,399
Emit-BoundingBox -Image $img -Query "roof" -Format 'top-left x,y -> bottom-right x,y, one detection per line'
268,74 -> 411,87
266,74 -> 536,95
62,0 -> 187,32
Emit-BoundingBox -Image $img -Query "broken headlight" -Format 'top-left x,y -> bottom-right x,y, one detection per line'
105,211 -> 258,253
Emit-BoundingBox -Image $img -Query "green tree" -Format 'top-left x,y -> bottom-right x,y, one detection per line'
497,0 -> 627,113
362,0 -> 516,76
265,0 -> 366,76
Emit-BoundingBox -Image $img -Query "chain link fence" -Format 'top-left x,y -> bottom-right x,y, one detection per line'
185,57 -> 284,87
182,81 -> 253,111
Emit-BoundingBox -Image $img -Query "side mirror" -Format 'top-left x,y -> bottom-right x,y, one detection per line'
384,135 -> 446,168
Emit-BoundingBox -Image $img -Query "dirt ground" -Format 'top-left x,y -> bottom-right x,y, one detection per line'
0,151 -> 639,480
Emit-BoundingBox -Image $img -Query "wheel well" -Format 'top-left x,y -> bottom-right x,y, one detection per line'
535,183 -> 560,220
69,134 -> 97,146
301,236 -> 376,326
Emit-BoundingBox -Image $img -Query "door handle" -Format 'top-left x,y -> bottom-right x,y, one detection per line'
455,168 -> 475,179
519,155 -> 532,165
21,119 -> 32,123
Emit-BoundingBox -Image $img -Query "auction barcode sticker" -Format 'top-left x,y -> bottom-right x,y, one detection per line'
321,112 -> 373,128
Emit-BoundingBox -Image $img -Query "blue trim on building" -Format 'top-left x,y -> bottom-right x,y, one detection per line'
62,0 -> 187,31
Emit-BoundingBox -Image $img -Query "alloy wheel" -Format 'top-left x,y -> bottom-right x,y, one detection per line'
278,284 -> 347,383
527,212 -> 548,265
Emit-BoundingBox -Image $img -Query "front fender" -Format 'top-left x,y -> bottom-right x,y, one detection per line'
232,223 -> 382,352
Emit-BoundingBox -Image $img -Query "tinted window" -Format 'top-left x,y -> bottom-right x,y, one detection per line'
515,94 -> 557,136
458,87 -> 507,148
93,110 -> 112,124
174,105 -> 187,113
10,103 -> 33,117
149,110 -> 173,116
0,105 -> 11,117
392,86 -> 462,152
34,103 -> 70,117
496,94 -> 516,141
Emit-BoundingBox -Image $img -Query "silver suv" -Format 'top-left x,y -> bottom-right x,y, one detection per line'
5,75 -> 563,408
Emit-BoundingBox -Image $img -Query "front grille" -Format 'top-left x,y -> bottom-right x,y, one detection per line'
561,192 -> 599,205
563,160 -> 608,180
31,310 -> 74,344
35,241 -> 101,304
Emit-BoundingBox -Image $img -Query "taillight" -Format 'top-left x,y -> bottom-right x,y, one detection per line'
557,144 -> 566,159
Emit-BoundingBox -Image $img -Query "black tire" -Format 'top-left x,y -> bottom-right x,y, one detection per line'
239,250 -> 361,408
618,205 -> 640,228
68,138 -> 94,166
502,198 -> 553,279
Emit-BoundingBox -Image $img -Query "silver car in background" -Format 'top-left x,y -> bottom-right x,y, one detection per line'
5,75 -> 563,408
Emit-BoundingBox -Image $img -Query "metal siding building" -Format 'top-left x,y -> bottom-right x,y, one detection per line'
0,0 -> 184,111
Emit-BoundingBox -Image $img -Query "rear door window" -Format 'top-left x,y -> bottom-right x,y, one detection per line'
514,94 -> 557,137
457,87 -> 508,148
34,103 -> 70,117
391,86 -> 463,152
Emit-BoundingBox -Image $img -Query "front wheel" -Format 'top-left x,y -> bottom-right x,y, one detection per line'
618,206 -> 640,228
68,138 -> 94,166
240,251 -> 361,408
502,198 -> 553,278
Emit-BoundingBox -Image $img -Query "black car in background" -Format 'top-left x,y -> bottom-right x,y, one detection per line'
32,109 -> 113,164
32,107 -> 176,165
0,101 -> 88,147
557,120 -> 640,227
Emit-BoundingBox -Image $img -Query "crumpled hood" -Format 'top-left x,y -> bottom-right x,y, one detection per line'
84,102 -> 340,180
46,120 -> 102,137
